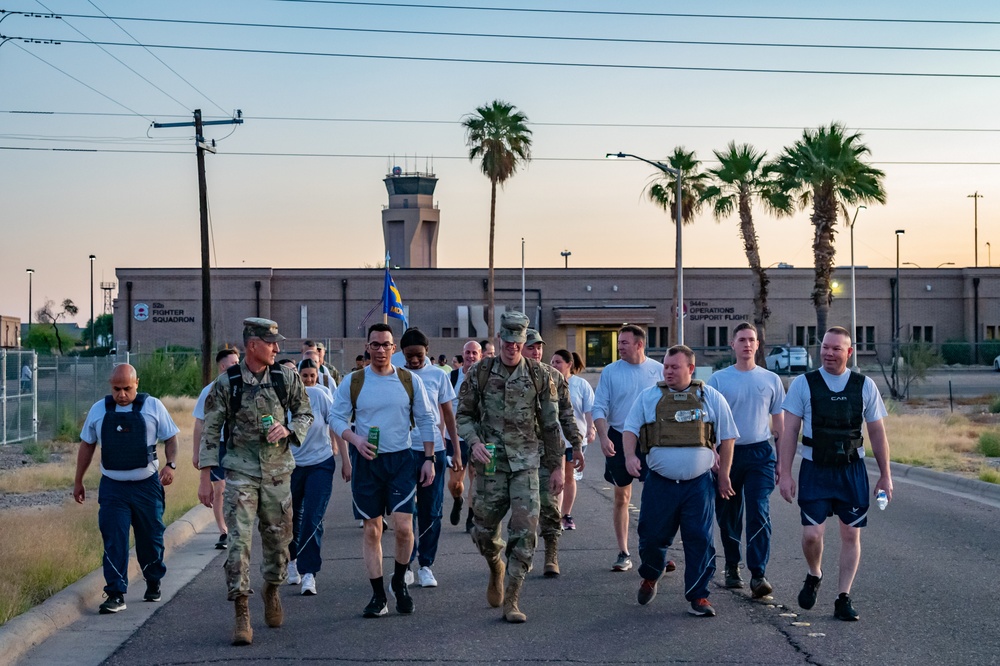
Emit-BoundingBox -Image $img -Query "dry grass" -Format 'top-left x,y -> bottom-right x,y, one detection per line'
0,400 -> 200,626
876,412 -> 983,472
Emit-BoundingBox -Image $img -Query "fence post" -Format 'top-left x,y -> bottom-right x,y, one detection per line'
1,349 -> 7,446
31,351 -> 38,443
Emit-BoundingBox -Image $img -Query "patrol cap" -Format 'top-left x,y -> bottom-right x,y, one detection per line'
499,311 -> 530,343
524,328 -> 545,347
242,317 -> 285,343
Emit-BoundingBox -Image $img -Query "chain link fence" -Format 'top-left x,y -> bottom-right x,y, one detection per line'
1,349 -> 38,445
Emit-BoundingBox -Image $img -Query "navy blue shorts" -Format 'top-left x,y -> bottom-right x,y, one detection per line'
350,449 -> 418,519
798,457 -> 870,527
604,428 -> 647,486
565,444 -> 587,462
209,466 -> 225,482
446,438 -> 469,467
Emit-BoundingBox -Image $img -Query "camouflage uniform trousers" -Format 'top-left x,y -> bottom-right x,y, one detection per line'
223,469 -> 293,600
471,467 -> 540,581
537,466 -> 563,542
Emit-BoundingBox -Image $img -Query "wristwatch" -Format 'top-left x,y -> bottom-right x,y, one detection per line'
424,454 -> 435,463
165,461 -> 177,470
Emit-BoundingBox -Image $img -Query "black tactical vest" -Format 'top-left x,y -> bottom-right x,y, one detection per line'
802,371 -> 864,467
100,393 -> 155,471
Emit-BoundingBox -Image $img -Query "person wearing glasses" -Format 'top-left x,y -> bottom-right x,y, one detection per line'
330,323 -> 438,619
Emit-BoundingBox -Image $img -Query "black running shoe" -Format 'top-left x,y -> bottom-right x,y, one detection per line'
724,564 -> 744,589
215,533 -> 228,550
450,496 -> 464,526
834,593 -> 860,621
465,507 -> 474,533
143,579 -> 161,602
798,574 -> 822,610
390,580 -> 415,614
362,594 -> 388,618
99,593 -> 126,614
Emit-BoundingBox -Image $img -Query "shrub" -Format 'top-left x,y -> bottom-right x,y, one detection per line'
978,431 -> 1000,457
941,339 -> 973,365
135,351 -> 201,398
990,396 -> 1000,414
979,467 -> 1000,484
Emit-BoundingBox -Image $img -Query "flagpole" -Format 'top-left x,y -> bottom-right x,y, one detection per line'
521,237 -> 526,315
384,251 -> 390,325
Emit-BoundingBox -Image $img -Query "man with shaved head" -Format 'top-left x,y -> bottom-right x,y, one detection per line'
74,363 -> 180,615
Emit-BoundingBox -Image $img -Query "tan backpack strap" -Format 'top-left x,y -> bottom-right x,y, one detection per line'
395,367 -> 416,429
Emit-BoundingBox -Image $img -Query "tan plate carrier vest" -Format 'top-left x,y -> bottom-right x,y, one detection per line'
638,380 -> 716,454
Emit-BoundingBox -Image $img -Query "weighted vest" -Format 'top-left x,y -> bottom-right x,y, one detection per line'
638,380 -> 716,454
100,393 -> 155,471
802,370 -> 864,467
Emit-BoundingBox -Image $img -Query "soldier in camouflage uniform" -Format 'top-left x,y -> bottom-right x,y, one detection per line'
522,328 -> 583,577
456,311 -> 564,623
198,318 -> 313,646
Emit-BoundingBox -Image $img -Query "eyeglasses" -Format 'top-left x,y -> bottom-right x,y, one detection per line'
367,341 -> 394,351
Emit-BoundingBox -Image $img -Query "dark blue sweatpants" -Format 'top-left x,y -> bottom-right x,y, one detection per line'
637,470 -> 716,601
290,455 -> 336,575
716,441 -> 776,577
410,451 -> 446,568
98,474 -> 166,595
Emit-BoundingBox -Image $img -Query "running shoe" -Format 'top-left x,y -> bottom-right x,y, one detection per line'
637,578 -> 658,605
143,579 -> 161,602
287,560 -> 301,585
99,593 -> 126,614
450,496 -> 464,526
612,552 -> 632,571
689,598 -> 716,617
362,594 -> 388,618
301,573 -> 316,596
834,593 -> 860,621
562,515 -> 576,530
417,566 -> 438,588
798,573 -> 822,610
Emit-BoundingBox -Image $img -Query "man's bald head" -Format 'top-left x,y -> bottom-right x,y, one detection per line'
110,363 -> 139,406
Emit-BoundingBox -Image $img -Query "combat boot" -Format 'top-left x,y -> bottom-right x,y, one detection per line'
263,582 -> 283,628
487,557 -> 506,607
503,577 -> 527,623
543,538 -> 560,577
232,596 -> 253,646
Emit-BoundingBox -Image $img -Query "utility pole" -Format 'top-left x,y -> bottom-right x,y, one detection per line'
153,109 -> 243,384
969,192 -> 984,267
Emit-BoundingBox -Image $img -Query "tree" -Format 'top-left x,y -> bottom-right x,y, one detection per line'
21,325 -> 59,354
644,147 -> 709,345
462,100 -> 533,335
701,142 -> 774,362
82,313 -> 114,349
766,123 -> 886,349
35,298 -> 78,355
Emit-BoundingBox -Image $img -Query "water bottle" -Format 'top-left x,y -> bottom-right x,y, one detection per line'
876,489 -> 888,510
574,469 -> 584,482
675,409 -> 704,423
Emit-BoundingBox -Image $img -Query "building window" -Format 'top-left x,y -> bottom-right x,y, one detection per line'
440,326 -> 458,338
855,325 -> 876,352
912,325 -> 934,344
795,325 -> 818,347
706,326 -> 729,349
986,325 -> 999,340
647,326 -> 669,348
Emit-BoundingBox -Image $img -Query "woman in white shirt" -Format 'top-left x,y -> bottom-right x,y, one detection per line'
551,349 -> 596,531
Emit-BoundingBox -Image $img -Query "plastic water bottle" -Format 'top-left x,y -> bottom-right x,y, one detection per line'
876,490 -> 888,510
574,469 -> 584,482
674,409 -> 704,423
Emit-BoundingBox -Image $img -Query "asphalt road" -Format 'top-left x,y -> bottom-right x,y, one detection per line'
47,459 -> 994,666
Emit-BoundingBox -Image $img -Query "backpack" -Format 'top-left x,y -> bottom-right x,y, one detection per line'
450,367 -> 460,388
223,363 -> 288,443
349,367 -> 415,429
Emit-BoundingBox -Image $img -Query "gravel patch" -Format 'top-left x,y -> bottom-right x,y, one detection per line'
0,489 -> 70,511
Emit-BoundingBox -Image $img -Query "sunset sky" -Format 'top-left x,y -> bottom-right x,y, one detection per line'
2,1 -> 998,325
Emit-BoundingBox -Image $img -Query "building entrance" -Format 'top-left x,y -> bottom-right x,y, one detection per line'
585,329 -> 616,368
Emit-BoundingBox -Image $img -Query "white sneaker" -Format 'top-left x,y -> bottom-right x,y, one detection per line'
417,566 -> 438,588
403,567 -> 415,585
287,560 -> 301,585
300,573 -> 316,596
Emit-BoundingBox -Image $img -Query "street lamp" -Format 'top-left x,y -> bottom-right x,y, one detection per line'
987,242 -> 992,267
89,254 -> 96,349
848,205 -> 866,370
607,152 -> 684,344
560,250 -> 572,269
893,229 -> 905,398
936,262 -> 956,268
969,192 -> 983,267
25,268 -> 34,330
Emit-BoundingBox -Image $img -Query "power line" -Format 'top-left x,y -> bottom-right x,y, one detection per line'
5,110 -> 1000,134
7,36 -> 1000,79
43,12 -> 1000,54
3,145 -> 999,166
261,1 -> 1000,26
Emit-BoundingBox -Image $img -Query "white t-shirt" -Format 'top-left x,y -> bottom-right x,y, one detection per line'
80,395 -> 180,481
294,385 -> 336,467
707,365 -> 785,445
563,374 -> 595,449
624,383 -> 739,480
446,367 -> 467,439
782,368 -> 887,461
408,365 -> 456,452
593,358 -> 663,431
330,366 -> 437,454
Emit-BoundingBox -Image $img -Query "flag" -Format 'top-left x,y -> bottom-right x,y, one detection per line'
383,255 -> 408,328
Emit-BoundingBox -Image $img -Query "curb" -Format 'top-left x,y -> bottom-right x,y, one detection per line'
0,503 -> 213,666
865,457 -> 1000,503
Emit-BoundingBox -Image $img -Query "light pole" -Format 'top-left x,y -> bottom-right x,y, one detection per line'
25,268 -> 34,331
560,250 -> 571,269
988,242 -> 992,267
893,229 -> 905,398
936,262 -> 956,268
849,206 -> 866,369
607,152 -> 685,344
969,192 -> 983,267
89,254 -> 96,349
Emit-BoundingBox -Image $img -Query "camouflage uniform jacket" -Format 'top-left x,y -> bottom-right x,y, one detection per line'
457,356 -> 562,473
199,360 -> 313,478
542,364 -> 583,465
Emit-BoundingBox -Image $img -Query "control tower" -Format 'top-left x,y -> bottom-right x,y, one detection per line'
382,166 -> 439,268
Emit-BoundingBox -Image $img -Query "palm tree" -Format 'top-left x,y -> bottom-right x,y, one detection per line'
767,122 -> 886,349
644,147 -> 709,345
701,142 -> 773,362
462,100 -> 532,335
